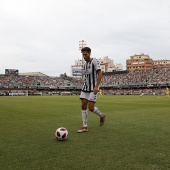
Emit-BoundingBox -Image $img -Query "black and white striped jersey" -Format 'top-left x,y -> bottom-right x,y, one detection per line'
81,58 -> 101,92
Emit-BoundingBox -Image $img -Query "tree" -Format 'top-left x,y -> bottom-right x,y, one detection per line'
59,72 -> 68,79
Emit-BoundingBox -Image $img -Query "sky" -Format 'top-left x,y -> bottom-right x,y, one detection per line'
0,0 -> 170,76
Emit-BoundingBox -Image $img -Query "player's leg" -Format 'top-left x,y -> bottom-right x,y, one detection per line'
88,92 -> 106,126
166,92 -> 168,98
81,99 -> 88,127
77,92 -> 89,133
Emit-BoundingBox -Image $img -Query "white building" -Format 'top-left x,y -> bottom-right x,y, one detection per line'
71,56 -> 123,77
99,56 -> 123,73
70,59 -> 83,77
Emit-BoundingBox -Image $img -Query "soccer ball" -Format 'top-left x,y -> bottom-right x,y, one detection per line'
55,127 -> 68,141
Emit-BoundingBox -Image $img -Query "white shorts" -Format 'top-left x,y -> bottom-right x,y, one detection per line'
80,91 -> 98,102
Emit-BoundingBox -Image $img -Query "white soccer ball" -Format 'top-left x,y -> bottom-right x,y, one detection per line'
55,127 -> 68,141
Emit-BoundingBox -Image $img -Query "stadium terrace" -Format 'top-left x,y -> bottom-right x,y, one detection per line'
0,68 -> 169,96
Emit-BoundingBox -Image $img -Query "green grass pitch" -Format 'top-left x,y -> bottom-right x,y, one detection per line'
0,95 -> 170,170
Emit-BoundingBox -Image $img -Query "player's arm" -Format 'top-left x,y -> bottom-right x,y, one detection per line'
93,70 -> 102,94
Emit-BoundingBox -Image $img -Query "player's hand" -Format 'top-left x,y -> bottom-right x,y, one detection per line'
93,86 -> 99,94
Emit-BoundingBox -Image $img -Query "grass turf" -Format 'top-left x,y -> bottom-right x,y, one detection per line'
0,95 -> 170,170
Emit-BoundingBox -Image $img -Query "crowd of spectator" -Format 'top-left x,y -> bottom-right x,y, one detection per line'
100,68 -> 170,87
103,88 -> 166,95
0,74 -> 65,88
0,68 -> 169,96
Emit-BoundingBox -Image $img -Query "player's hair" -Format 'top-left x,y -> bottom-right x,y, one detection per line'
81,47 -> 91,53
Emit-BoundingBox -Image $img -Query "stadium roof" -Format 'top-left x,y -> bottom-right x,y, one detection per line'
19,72 -> 47,76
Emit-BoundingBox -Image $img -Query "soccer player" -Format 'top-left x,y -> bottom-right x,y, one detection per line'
140,90 -> 144,97
77,47 -> 106,133
99,89 -> 103,97
165,87 -> 169,98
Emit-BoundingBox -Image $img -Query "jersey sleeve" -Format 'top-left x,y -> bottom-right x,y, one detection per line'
94,58 -> 101,71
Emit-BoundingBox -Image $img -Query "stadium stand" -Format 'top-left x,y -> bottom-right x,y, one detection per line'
0,68 -> 169,96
